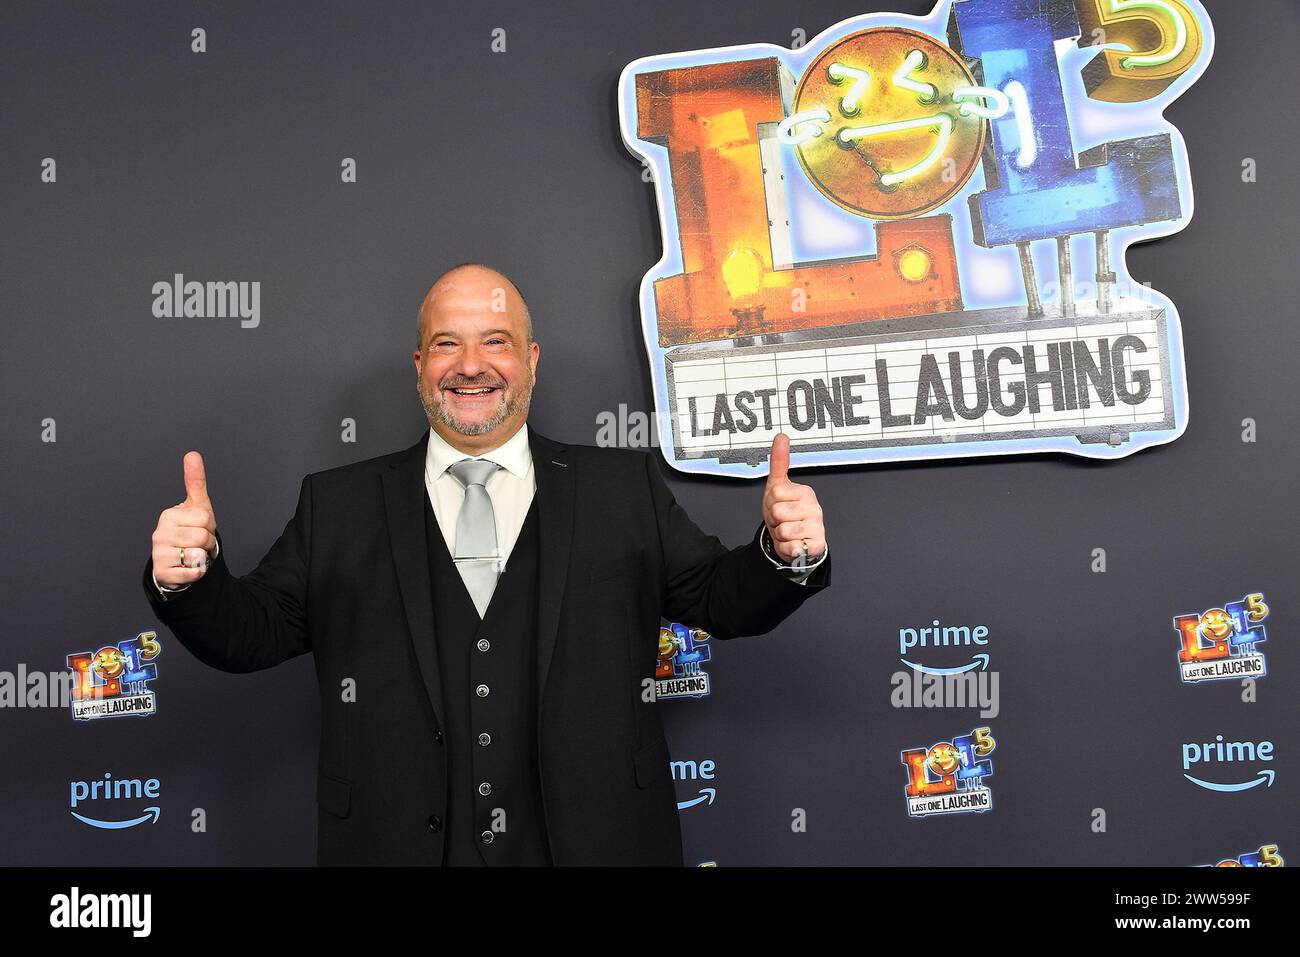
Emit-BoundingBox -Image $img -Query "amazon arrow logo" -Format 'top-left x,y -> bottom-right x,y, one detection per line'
900,653 -> 990,676
677,788 -> 717,810
1183,770 -> 1274,793
71,807 -> 161,829
69,773 -> 162,829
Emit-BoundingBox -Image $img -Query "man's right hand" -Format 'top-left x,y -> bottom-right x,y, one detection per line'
150,451 -> 219,589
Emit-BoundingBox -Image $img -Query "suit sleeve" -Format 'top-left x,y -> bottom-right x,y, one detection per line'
141,474 -> 313,673
643,452 -> 831,640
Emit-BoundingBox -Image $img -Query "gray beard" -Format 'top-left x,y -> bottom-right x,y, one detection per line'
418,375 -> 532,437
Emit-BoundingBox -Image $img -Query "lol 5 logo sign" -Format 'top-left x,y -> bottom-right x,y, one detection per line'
900,725 -> 996,817
1173,593 -> 1270,685
618,0 -> 1213,476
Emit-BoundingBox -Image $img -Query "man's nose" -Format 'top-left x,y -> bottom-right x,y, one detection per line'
454,342 -> 490,377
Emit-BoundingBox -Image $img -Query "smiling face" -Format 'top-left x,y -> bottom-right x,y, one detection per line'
926,742 -> 960,778
1199,608 -> 1234,643
91,648 -> 126,680
413,265 -> 540,455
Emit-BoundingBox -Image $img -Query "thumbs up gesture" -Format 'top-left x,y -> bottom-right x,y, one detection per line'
762,433 -> 826,566
150,451 -> 219,589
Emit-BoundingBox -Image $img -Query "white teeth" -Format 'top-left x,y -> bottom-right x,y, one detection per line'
452,387 -> 494,394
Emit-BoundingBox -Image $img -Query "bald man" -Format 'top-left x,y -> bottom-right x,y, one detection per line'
144,263 -> 832,866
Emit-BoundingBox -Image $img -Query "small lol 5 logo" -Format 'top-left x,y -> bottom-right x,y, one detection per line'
66,631 -> 161,721
900,725 -> 994,818
1205,845 -> 1284,868
1173,593 -> 1269,684
656,622 -> 712,700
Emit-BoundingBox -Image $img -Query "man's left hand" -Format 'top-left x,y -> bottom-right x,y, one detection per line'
762,432 -> 827,565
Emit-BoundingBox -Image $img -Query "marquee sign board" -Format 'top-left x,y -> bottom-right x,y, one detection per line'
618,0 -> 1213,475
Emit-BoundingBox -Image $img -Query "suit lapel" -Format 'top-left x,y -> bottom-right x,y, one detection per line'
528,428 -> 575,711
381,430 -> 445,730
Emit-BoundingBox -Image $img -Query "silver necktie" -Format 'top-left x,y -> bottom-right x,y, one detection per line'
446,457 -> 503,619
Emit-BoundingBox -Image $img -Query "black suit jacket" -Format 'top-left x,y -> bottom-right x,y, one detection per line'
143,427 -> 832,865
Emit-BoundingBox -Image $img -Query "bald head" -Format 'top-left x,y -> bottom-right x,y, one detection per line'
417,263 -> 532,351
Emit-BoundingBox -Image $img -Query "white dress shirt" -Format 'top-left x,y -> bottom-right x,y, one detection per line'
426,422 -> 535,570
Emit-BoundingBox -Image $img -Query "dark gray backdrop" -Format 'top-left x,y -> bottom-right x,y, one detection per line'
1,0 -> 1295,866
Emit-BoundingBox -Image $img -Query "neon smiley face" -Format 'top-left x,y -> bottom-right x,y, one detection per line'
1198,608 -> 1234,643
791,27 -> 989,220
926,741 -> 962,777
90,647 -> 126,681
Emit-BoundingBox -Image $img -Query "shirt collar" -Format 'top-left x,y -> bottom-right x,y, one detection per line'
426,422 -> 532,482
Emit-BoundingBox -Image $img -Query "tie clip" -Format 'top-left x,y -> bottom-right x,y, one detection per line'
453,555 -> 505,570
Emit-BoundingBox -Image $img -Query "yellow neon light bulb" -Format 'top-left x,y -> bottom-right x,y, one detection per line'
897,248 -> 932,282
721,247 -> 764,300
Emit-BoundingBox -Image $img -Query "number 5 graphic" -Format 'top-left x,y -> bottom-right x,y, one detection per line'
1076,0 -> 1206,103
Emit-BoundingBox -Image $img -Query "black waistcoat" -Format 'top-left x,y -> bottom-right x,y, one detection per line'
424,491 -> 551,866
